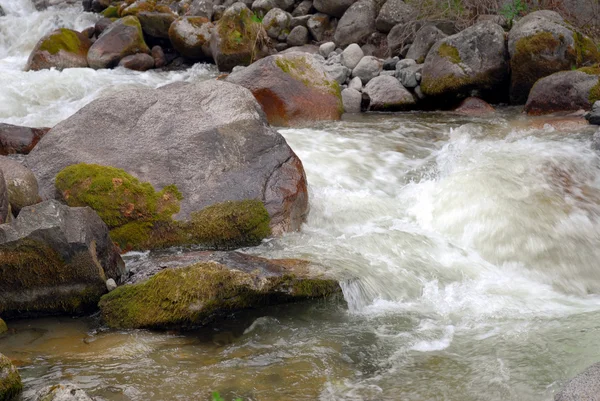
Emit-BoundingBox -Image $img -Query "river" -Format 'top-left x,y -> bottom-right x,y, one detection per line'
2,1 -> 600,400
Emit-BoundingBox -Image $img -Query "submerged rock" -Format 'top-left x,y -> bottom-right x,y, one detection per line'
555,362 -> 600,401
26,28 -> 92,71
0,354 -> 22,401
34,384 -> 93,401
0,124 -> 48,156
524,69 -> 600,115
27,80 -> 308,234
454,97 -> 495,116
227,52 -> 343,126
0,157 -> 40,214
100,251 -> 341,329
0,200 -> 125,318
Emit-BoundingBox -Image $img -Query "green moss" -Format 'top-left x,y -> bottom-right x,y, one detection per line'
0,354 -> 22,401
38,28 -> 84,56
109,220 -> 187,252
101,5 -> 119,18
216,6 -> 264,60
189,200 -> 271,249
589,78 -> 600,103
55,163 -> 182,229
99,261 -> 339,329
121,1 -> 155,16
578,65 -> 600,74
574,31 -> 600,66
438,43 -> 461,64
0,319 -> 6,335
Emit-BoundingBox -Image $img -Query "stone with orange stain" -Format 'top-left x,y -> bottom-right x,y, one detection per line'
227,52 -> 343,127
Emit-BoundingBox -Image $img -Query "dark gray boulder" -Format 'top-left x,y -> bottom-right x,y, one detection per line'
333,0 -> 377,47
313,0 -> 355,18
555,363 -> 600,401
26,80 -> 308,234
0,200 -> 126,318
375,0 -> 415,33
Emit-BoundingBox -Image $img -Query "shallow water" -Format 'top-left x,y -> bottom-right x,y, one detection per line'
3,1 -> 600,400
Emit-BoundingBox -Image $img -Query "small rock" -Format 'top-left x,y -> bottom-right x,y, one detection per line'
396,58 -> 416,70
34,383 -> 93,401
263,8 -> 292,39
291,15 -> 311,28
348,76 -> 362,91
586,101 -> 600,125
252,0 -> 276,16
341,43 -> 364,70
0,156 -> 40,214
397,64 -> 422,88
292,0 -> 313,16
364,75 -> 415,111
352,55 -> 382,84
287,25 -> 309,46
151,45 -> 166,68
342,88 -> 362,113
319,41 -> 336,57
308,13 -> 333,42
0,123 -> 49,155
118,53 -> 155,71
106,278 -> 117,292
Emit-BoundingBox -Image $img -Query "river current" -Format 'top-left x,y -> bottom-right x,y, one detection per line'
3,1 -> 600,400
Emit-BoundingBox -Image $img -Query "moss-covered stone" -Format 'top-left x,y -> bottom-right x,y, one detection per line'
101,5 -> 119,18
120,0 -> 156,17
55,163 -> 182,229
99,261 -> 340,330
0,318 -> 7,335
438,43 -> 461,64
189,200 -> 271,249
574,31 -> 600,67
0,354 -> 22,401
38,28 -> 85,56
109,220 -> 187,252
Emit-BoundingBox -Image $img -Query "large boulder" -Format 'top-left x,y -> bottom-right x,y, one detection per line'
313,0 -> 354,18
0,157 -> 40,214
375,0 -> 414,34
26,80 -> 308,234
168,17 -> 213,60
405,24 -> 447,64
99,251 -> 341,329
524,69 -> 600,115
137,11 -> 177,39
333,0 -> 377,48
0,200 -> 125,318
25,28 -> 91,71
0,354 -> 22,401
210,3 -> 269,72
555,363 -> 600,401
0,124 -> 48,156
363,75 -> 415,111
508,10 -> 600,104
0,171 -> 7,225
87,16 -> 151,69
227,52 -> 343,126
420,21 -> 509,102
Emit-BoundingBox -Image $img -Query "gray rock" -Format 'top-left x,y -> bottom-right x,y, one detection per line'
189,0 -> 214,19
34,384 -> 93,401
292,0 -> 313,16
342,88 -> 362,113
382,57 -> 398,70
587,101 -> 600,126
379,70 -> 395,76
555,363 -> 600,401
252,0 -> 276,15
341,43 -> 364,70
281,44 -> 320,54
387,22 -> 411,56
322,62 -> 350,84
137,12 -> 177,39
405,24 -> 447,64
348,76 -> 362,91
308,13 -> 333,42
319,41 -> 336,57
334,0 -> 377,47
291,15 -> 311,28
396,58 -> 415,69
118,53 -> 155,71
352,55 -> 382,84
313,0 -> 355,18
364,75 -> 415,110
414,84 -> 425,100
524,70 -> 600,115
106,278 -> 117,292
274,0 -> 294,11
27,80 -> 308,235
421,21 -> 509,101
0,353 -> 21,401
0,170 -> 7,224
0,156 -> 40,214
375,0 -> 415,33
0,200 -> 125,318
397,63 -> 422,88
168,16 -> 213,60
263,8 -> 292,39
287,26 -> 309,46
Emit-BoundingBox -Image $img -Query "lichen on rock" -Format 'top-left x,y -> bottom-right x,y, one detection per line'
0,354 -> 22,401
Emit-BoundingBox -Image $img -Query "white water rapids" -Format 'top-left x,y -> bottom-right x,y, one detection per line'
3,1 -> 600,400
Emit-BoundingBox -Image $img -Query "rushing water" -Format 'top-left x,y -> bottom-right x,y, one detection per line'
3,1 -> 600,400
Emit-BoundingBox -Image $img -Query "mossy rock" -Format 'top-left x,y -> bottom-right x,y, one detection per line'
25,28 -> 91,71
0,318 -> 6,335
99,260 -> 340,329
189,200 -> 271,249
438,43 -> 461,64
55,163 -> 182,229
101,5 -> 119,18
0,354 -> 22,401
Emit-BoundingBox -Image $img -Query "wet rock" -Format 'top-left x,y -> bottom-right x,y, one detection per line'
341,43 -> 364,70
342,87 -> 362,113
0,354 -> 22,401
210,3 -> 268,72
405,24 -> 447,64
334,0 -> 376,48
555,362 -> 600,401
227,52 -> 343,126
34,383 -> 93,401
168,17 -> 213,60
263,8 -> 291,40
0,200 -> 125,318
375,0 -> 414,33
27,80 -> 308,234
0,157 -> 40,214
319,41 -> 336,57
189,0 -> 214,19
0,318 -> 6,334
525,70 -> 600,115
307,13 -> 333,42
87,16 -> 151,69
99,251 -> 341,329
151,45 -> 166,68
118,53 -> 155,71
0,171 -> 7,225
508,10 -> 600,104
454,97 -> 495,116
421,21 -> 509,102
0,124 -> 48,156
364,75 -> 415,111
26,28 -> 92,71
586,101 -> 600,125
138,11 -> 176,39
313,0 -> 354,18
352,55 -> 382,84
287,26 -> 309,46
